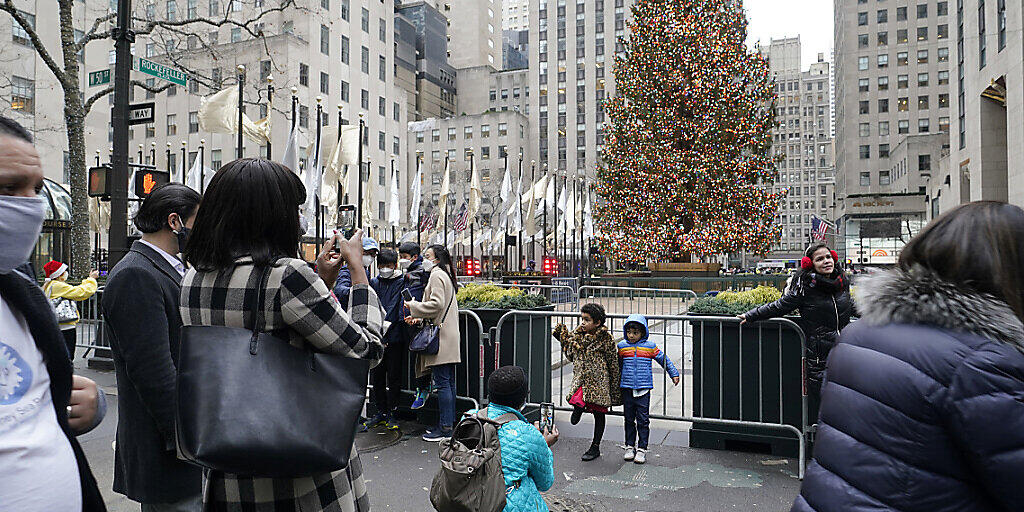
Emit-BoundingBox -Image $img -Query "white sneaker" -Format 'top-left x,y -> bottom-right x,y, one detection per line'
623,446 -> 636,461
634,448 -> 647,464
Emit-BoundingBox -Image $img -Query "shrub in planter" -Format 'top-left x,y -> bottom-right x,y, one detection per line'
689,285 -> 781,316
456,283 -> 550,309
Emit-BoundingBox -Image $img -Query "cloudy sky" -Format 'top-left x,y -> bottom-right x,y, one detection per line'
744,0 -> 835,69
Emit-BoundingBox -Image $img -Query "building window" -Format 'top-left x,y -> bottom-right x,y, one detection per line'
431,129 -> 440,142
898,74 -> 909,89
379,56 -> 386,81
211,150 -> 222,171
378,97 -> 385,116
299,105 -> 309,128
939,116 -> 950,131
879,121 -> 890,136
361,7 -> 369,32
859,145 -> 870,159
857,11 -> 868,25
919,95 -> 930,109
997,0 -> 1006,49
860,100 -> 870,114
897,6 -> 907,21
858,56 -> 869,71
878,76 -> 889,90
979,0 -> 988,68
939,93 -> 949,108
498,123 -> 508,136
879,98 -> 889,113
166,114 -> 177,136
188,111 -> 199,132
859,78 -> 870,92
858,34 -> 869,48
877,54 -> 889,67
340,35 -> 350,64
230,27 -> 241,42
464,126 -> 473,139
11,9 -> 34,45
917,26 -> 928,41
917,3 -> 928,18
10,76 -> 35,113
918,49 -> 929,63
879,144 -> 890,158
937,24 -> 949,39
897,51 -> 908,66
360,89 -> 368,110
481,146 -> 490,159
880,171 -> 891,185
340,80 -> 349,101
938,1 -> 948,16
938,47 -> 950,62
898,97 -> 909,111
919,73 -> 930,86
860,172 -> 871,186
897,28 -> 909,43
918,118 -> 931,132
919,154 -> 932,171
877,9 -> 888,23
898,120 -> 910,134
448,127 -> 456,141
859,123 -> 870,137
299,63 -> 309,86
877,31 -> 888,46
481,124 -> 490,137
340,0 -> 348,20
320,72 -> 329,94
379,17 -> 386,42
361,46 -> 369,73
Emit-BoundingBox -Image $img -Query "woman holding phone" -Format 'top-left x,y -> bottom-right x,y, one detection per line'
404,245 -> 461,441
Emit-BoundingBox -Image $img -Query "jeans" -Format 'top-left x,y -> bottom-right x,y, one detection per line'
140,493 -> 202,512
62,328 -> 76,360
371,342 -> 404,414
622,391 -> 651,449
432,363 -> 456,430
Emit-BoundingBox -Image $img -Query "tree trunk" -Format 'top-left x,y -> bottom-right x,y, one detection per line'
58,0 -> 91,280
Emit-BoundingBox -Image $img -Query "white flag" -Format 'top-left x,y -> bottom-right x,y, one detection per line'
198,87 -> 269,143
410,158 -> 422,227
387,163 -> 400,227
565,182 -> 576,233
583,188 -> 595,237
498,165 -> 512,228
439,159 -> 451,217
521,175 -> 548,205
545,175 -> 556,209
185,154 -> 215,193
511,166 -> 523,230
338,125 -> 360,165
524,175 -> 538,236
556,183 -> 568,234
281,120 -> 301,175
301,126 -> 323,231
468,157 -> 482,219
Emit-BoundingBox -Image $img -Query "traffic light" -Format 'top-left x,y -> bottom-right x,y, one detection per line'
543,257 -> 559,276
134,169 -> 169,198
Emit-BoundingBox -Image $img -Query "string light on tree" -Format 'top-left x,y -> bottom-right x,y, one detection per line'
595,0 -> 783,264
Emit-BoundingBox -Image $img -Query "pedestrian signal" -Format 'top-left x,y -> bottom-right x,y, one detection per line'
88,165 -> 111,198
134,169 -> 169,198
543,257 -> 559,276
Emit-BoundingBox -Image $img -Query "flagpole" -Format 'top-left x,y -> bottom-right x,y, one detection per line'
236,65 -> 245,159
291,87 -> 298,130
529,160 -> 536,269
199,139 -> 206,192
180,141 -> 186,185
577,175 -> 583,279
390,155 -> 397,245
357,113 -> 365,229
314,96 -> 323,255
502,152 -> 508,274
338,104 -> 344,225
570,174 -> 576,278
469,149 -> 475,271
266,75 -> 274,159
517,153 -> 523,272
542,163 -> 548,258
552,168 -> 558,275
443,155 -> 449,247
561,171 -> 568,277
415,152 -> 422,249
165,143 -> 171,174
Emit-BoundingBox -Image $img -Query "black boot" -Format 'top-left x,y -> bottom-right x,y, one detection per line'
581,443 -> 601,461
570,408 -> 583,425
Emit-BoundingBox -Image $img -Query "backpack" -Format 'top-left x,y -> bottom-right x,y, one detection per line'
430,409 -> 518,512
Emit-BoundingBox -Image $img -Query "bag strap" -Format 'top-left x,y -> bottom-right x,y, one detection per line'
432,278 -> 455,326
475,409 -> 520,426
249,263 -> 273,355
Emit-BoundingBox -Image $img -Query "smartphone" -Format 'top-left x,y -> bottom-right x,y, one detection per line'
539,402 -> 555,432
335,204 -> 357,249
401,288 -> 414,302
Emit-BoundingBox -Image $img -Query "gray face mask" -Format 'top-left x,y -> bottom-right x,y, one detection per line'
0,196 -> 45,274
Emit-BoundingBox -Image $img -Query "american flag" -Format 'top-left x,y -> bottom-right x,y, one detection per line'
419,209 -> 433,231
811,216 -> 834,241
453,203 -> 470,232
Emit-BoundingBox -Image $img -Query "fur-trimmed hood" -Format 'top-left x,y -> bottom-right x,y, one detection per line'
857,265 -> 1024,350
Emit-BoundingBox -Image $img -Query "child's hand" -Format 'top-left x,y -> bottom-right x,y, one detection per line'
672,376 -> 681,386
404,316 -> 422,326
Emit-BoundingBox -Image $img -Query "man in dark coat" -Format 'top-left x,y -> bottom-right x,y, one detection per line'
103,183 -> 203,510
0,115 -> 107,511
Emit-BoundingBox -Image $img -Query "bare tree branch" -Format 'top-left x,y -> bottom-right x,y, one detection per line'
83,79 -> 173,116
77,12 -> 117,50
133,0 -> 295,38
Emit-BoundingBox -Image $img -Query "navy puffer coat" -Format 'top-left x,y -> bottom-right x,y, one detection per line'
792,265 -> 1024,512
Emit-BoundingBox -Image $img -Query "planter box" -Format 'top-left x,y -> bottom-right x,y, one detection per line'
690,317 -> 805,457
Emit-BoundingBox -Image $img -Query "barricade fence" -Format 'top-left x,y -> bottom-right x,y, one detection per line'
490,310 -> 808,479
583,275 -> 790,294
577,286 -> 697,318
74,288 -> 107,357
493,283 -> 578,310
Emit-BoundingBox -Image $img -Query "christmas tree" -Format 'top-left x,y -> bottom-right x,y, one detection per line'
595,0 -> 782,264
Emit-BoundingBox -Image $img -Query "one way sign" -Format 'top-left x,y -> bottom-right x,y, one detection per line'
127,102 -> 155,125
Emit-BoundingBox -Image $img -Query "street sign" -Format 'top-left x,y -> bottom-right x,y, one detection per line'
88,69 -> 110,87
134,57 -> 187,87
134,169 -> 169,198
127,102 -> 155,125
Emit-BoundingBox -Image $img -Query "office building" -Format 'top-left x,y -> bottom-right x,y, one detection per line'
834,0 -> 952,264
456,66 -> 529,115
929,0 -> 1022,216
503,0 -> 530,31
503,29 -> 529,70
395,1 -> 458,120
761,38 -> 837,260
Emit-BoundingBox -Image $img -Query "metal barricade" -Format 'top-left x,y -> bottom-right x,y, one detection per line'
577,285 -> 697,317
551,277 -> 579,292
74,287 -> 108,357
491,310 -> 809,479
494,283 -> 578,310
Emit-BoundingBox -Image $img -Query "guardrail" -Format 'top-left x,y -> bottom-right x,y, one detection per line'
577,285 -> 697,317
490,310 -> 809,479
73,287 -> 108,358
583,275 -> 791,294
494,283 -> 578,309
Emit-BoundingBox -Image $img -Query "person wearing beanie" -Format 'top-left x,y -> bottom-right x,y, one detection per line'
333,236 -> 379,312
41,260 -> 99,359
465,366 -> 559,512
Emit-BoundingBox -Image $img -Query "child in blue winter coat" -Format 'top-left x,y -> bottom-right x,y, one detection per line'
362,248 -> 405,431
618,314 -> 680,464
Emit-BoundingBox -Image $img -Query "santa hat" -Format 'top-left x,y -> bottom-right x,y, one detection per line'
43,260 -> 68,281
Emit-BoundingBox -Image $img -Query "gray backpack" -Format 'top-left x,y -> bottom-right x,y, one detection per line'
430,409 -> 518,512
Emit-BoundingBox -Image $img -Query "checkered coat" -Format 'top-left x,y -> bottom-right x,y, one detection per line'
180,256 -> 385,512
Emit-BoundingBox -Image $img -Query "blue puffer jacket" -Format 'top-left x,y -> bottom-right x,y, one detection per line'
617,314 -> 680,390
793,267 -> 1024,512
466,404 -> 554,512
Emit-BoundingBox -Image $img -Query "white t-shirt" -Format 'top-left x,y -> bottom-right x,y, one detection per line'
0,293 -> 82,511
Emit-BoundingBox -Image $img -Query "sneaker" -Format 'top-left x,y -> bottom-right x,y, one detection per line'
382,415 -> 401,430
570,408 -> 583,425
581,444 -> 601,461
634,448 -> 647,465
623,446 -> 636,461
364,413 -> 389,428
422,427 -> 453,442
411,389 -> 430,410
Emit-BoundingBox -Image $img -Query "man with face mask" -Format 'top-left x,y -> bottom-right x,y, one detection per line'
361,249 -> 406,431
333,236 -> 379,312
103,183 -> 203,511
0,116 -> 107,511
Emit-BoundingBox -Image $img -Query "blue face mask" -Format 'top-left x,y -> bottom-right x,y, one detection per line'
0,196 -> 45,274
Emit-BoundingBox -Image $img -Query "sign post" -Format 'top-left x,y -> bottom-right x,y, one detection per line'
88,69 -> 111,87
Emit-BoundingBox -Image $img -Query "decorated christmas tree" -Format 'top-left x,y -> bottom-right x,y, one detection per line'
595,0 -> 782,264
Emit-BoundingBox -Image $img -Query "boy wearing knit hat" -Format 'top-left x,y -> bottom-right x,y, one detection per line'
41,260 -> 99,359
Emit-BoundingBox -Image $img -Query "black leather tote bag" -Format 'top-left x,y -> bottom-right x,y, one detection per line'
175,265 -> 370,478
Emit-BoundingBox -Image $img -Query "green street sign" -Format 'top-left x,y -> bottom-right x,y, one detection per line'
134,57 -> 187,87
88,69 -> 110,87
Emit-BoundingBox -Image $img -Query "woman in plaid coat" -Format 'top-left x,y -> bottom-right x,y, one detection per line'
180,159 -> 386,512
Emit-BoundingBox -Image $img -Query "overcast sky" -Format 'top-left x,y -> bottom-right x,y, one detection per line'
744,0 -> 835,70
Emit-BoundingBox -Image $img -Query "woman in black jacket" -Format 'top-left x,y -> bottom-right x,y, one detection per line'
738,242 -> 853,419
792,202 -> 1024,512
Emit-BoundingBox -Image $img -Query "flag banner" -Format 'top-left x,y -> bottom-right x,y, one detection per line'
337,125 -> 360,165
399,231 -> 415,243
410,159 -> 422,224
281,121 -> 301,175
521,176 -> 548,205
198,87 -> 267,142
545,175 -> 556,209
583,188 -> 595,237
811,216 -> 834,241
453,203 -> 469,232
387,164 -> 401,227
469,157 -> 482,219
185,154 -> 215,193
439,160 -> 451,217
